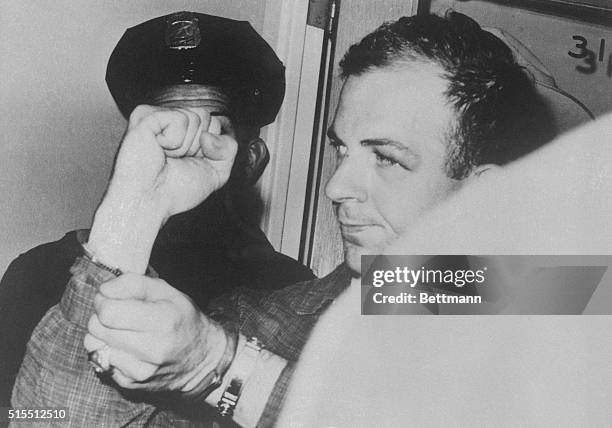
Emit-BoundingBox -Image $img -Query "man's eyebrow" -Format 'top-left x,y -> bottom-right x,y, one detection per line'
361,138 -> 418,156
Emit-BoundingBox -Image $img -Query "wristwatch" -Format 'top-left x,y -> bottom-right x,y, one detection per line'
217,336 -> 263,417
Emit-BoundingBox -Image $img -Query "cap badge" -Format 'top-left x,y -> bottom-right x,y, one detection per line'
165,12 -> 201,50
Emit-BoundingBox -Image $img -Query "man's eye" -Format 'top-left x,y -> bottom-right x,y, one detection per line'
375,152 -> 398,167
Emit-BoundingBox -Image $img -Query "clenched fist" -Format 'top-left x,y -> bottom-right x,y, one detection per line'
84,273 -> 228,393
107,104 -> 238,220
86,105 -> 239,273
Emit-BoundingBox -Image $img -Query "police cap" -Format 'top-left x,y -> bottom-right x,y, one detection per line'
106,11 -> 285,127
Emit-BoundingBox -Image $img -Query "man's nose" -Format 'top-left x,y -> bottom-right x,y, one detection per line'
325,155 -> 368,203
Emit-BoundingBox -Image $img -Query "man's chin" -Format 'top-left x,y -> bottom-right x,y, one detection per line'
343,242 -> 378,277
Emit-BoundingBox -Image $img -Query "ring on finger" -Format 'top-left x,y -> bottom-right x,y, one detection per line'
88,344 -> 113,374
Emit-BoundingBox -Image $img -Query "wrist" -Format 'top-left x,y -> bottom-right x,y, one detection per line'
181,321 -> 238,400
205,335 -> 286,428
88,191 -> 166,273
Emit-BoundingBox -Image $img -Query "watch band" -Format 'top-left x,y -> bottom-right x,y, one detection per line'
217,336 -> 262,418
81,243 -> 123,276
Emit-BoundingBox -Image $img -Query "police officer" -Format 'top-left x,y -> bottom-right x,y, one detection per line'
0,11 -> 314,407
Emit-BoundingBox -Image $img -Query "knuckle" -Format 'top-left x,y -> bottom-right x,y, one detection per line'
149,347 -> 167,366
87,314 -> 99,335
174,109 -> 190,128
129,105 -> 150,122
186,108 -> 201,123
93,292 -> 105,311
171,290 -> 188,307
133,365 -> 155,382
152,277 -> 170,289
95,302 -> 112,325
112,374 -> 132,389
142,365 -> 157,381
83,334 -> 96,352
97,307 -> 110,326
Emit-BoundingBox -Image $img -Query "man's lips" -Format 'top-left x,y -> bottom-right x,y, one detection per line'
338,220 -> 378,245
336,205 -> 380,243
339,223 -> 372,233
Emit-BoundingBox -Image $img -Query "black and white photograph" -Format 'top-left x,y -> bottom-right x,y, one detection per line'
1,0 -> 612,426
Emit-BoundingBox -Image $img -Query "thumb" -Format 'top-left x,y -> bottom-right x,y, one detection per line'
199,129 -> 237,162
83,332 -> 106,353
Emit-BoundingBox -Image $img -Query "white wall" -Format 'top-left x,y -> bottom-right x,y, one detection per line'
0,1 -> 266,274
431,0 -> 612,117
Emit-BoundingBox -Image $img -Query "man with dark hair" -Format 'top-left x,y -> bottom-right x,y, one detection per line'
339,12 -> 554,179
13,11 -> 559,427
326,10 -> 554,273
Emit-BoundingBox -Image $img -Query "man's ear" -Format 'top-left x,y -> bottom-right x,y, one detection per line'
244,138 -> 270,185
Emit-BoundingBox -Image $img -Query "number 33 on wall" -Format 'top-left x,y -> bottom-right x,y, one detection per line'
568,35 -> 611,77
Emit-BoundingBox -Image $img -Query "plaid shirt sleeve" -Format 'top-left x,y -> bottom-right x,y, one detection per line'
12,253 -> 349,428
11,257 -> 171,427
208,264 -> 351,427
